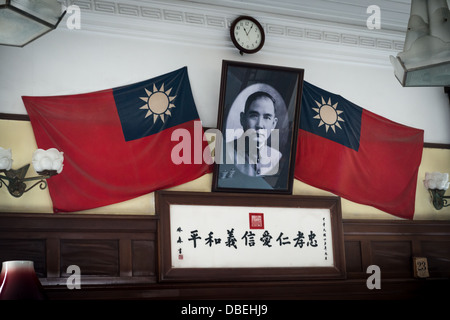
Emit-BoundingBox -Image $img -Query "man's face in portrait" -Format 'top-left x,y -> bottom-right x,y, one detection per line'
240,93 -> 278,146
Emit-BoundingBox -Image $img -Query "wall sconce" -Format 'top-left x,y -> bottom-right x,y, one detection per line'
423,172 -> 450,210
0,0 -> 66,47
0,147 -> 63,198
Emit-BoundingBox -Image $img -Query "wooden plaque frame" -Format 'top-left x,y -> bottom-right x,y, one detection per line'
156,191 -> 346,282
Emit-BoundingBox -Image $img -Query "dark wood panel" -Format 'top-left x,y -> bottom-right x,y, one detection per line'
370,240 -> 413,277
60,239 -> 119,277
0,212 -> 157,233
420,240 -> 450,277
132,240 -> 156,277
0,212 -> 158,287
0,113 -> 30,121
44,278 -> 450,300
344,219 -> 450,280
0,212 -> 449,299
344,241 -> 362,273
0,239 -> 46,277
343,219 -> 450,236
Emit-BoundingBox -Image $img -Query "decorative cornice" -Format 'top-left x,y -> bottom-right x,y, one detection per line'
60,0 -> 407,65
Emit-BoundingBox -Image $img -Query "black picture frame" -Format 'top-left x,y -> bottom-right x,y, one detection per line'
212,60 -> 304,194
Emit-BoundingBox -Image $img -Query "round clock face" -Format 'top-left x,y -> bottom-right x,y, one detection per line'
230,16 -> 265,54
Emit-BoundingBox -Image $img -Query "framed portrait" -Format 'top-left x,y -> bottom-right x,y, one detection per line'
212,60 -> 304,194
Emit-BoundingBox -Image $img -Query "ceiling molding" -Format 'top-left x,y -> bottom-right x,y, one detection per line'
61,0 -> 408,66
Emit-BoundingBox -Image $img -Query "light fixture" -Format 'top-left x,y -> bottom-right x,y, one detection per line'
0,147 -> 63,197
423,172 -> 450,210
0,260 -> 46,300
390,0 -> 450,87
0,0 -> 66,47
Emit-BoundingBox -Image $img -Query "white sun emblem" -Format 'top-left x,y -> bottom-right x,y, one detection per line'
140,83 -> 176,123
313,97 -> 344,133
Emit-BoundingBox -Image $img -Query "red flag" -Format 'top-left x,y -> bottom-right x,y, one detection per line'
23,67 -> 211,213
296,81 -> 424,219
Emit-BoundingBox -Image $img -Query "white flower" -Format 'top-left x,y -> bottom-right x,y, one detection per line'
32,148 -> 64,174
0,147 -> 13,171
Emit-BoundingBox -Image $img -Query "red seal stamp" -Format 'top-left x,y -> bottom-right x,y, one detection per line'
249,213 -> 264,229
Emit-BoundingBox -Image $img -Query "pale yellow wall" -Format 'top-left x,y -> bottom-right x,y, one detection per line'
1,119 -> 449,220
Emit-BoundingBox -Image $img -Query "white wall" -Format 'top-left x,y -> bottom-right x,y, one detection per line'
1,24 -> 449,144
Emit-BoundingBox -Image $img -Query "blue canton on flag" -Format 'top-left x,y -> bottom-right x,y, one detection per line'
113,67 -> 200,142
300,81 -> 362,152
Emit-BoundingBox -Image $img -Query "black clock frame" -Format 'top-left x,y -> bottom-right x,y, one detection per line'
230,15 -> 265,54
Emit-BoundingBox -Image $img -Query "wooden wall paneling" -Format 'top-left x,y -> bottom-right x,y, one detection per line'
0,239 -> 47,277
343,219 -> 450,280
420,240 -> 450,278
343,241 -> 362,273
361,239 -> 373,276
132,240 -> 156,277
46,238 -> 60,278
1,212 -> 449,299
0,212 -> 159,287
411,239 -> 422,257
370,239 -> 413,278
60,239 -> 120,277
120,238 -> 132,277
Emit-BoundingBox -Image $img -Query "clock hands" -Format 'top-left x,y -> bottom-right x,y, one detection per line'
243,24 -> 253,36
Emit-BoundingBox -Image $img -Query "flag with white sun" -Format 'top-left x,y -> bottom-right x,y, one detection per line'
296,80 -> 424,219
113,67 -> 200,142
299,81 -> 362,152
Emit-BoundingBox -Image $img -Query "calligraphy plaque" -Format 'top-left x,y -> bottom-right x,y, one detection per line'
157,191 -> 345,282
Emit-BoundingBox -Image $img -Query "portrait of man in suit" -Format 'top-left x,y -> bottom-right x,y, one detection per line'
213,61 -> 303,193
225,89 -> 281,177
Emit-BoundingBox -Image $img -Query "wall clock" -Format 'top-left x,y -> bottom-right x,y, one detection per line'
230,16 -> 265,55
